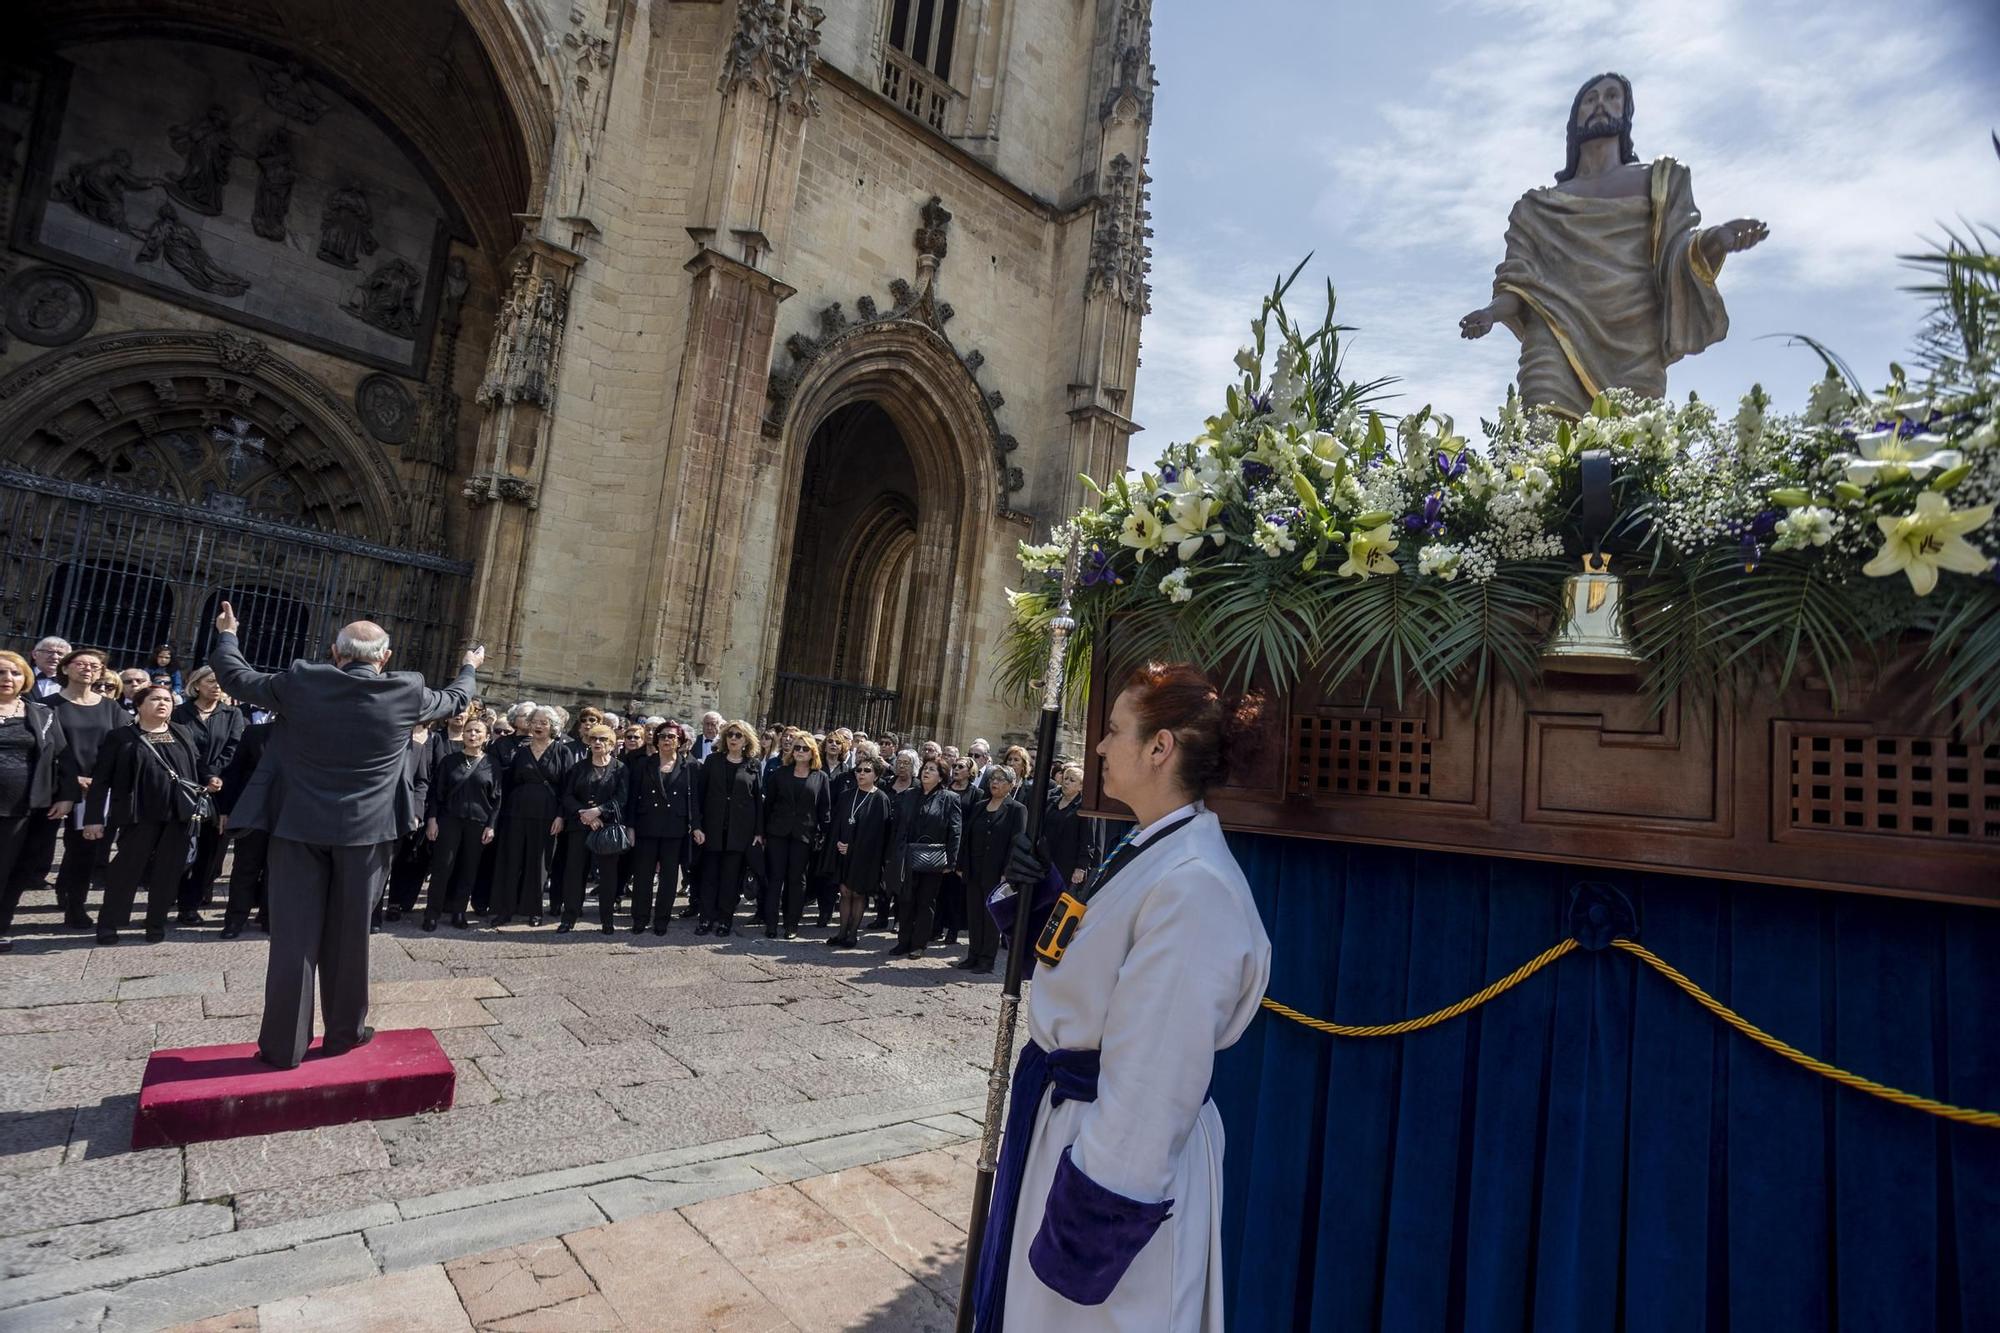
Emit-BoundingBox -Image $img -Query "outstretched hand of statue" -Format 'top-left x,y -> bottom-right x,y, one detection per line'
1699,218 -> 1769,271
215,600 -> 239,635
1459,307 -> 1495,340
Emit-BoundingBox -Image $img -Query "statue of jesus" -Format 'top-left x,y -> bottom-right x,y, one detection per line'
1459,72 -> 1769,418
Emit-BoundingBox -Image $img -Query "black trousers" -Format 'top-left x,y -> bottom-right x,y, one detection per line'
426,816 -> 486,916
558,828 -> 620,924
387,827 -> 431,911
896,871 -> 945,952
937,870 -> 967,935
53,822 -> 109,920
16,812 -> 59,907
100,820 -> 192,933
628,833 -> 687,928
962,874 -> 999,965
490,817 -> 554,918
0,813 -> 56,934
177,813 -> 227,911
225,829 -> 270,924
260,837 -> 389,1067
759,835 -> 815,931
698,848 -> 745,926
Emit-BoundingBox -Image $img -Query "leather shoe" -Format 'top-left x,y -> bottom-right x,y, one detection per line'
678,905 -> 698,919
322,1027 -> 375,1057
602,922 -> 617,934
784,929 -> 798,940
716,924 -> 733,937
144,925 -> 167,943
96,926 -> 118,945
64,912 -> 94,929
219,922 -> 244,940
629,922 -> 646,934
383,907 -> 402,922
451,911 -> 471,930
556,920 -> 574,933
254,1048 -> 297,1070
177,910 -> 204,926
694,922 -> 712,936
652,923 -> 668,937
421,914 -> 438,932
528,914 -> 543,927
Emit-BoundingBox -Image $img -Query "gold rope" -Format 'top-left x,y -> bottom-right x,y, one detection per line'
1259,936 -> 2000,1130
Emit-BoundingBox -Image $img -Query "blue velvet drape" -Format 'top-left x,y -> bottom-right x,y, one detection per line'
1211,834 -> 2000,1333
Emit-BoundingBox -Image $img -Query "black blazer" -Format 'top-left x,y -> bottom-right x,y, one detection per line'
11,699 -> 69,811
627,751 -> 703,838
761,767 -> 831,844
895,785 -> 963,867
85,723 -> 203,826
701,752 -> 762,852
833,785 -> 893,893
430,750 -> 502,828
218,720 -> 272,818
961,795 -> 1027,895
562,758 -> 629,825
208,632 -> 475,845
499,740 -> 574,820
171,701 -> 245,791
1041,795 -> 1101,883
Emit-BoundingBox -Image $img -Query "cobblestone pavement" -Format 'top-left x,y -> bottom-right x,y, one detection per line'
0,882 -> 1007,1330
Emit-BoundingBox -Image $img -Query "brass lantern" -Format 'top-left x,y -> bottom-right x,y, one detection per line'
1543,552 -> 1644,673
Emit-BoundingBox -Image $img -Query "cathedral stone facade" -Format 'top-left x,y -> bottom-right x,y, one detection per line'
0,0 -> 1154,742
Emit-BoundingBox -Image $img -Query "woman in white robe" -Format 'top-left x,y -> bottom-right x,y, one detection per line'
978,662 -> 1271,1332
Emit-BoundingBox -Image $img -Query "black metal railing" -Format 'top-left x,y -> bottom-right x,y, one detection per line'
770,672 -> 899,737
0,467 -> 472,680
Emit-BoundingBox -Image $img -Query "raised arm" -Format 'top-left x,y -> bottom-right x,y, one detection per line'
207,602 -> 284,712
415,648 -> 482,724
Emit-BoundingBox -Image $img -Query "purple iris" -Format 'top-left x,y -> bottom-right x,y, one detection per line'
1160,463 -> 1180,484
1081,545 -> 1123,587
1731,509 -> 1782,570
1262,511 -> 1292,528
1241,459 -> 1274,487
1403,492 -> 1445,537
1246,392 -> 1274,416
1435,450 -> 1469,482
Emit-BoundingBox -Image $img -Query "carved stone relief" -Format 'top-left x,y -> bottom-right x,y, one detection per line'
914,195 -> 951,269
463,471 -> 540,508
51,150 -> 158,234
252,128 -> 297,241
343,257 -> 423,338
4,267 -> 96,346
719,0 -> 827,116
477,259 -> 569,409
316,185 -> 379,269
252,59 -> 330,124
1101,0 -> 1155,125
164,106 -> 238,216
136,202 -> 251,296
1087,153 -> 1152,310
355,372 -> 416,445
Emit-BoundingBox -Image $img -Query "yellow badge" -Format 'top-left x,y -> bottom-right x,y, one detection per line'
1034,891 -> 1088,967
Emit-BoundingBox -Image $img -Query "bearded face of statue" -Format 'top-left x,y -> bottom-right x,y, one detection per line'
1574,76 -> 1628,141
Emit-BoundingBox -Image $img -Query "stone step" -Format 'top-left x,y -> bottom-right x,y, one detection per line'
132,1029 -> 455,1150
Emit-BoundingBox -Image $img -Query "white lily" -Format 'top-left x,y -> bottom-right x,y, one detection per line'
1861,491 -> 1995,595
1119,506 -> 1167,560
1842,428 -> 1961,486
1337,523 -> 1400,578
1162,492 -> 1227,561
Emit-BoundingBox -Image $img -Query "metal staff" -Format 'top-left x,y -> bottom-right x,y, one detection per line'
955,536 -> 1082,1332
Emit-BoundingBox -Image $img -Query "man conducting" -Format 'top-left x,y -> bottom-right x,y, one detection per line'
210,602 -> 481,1069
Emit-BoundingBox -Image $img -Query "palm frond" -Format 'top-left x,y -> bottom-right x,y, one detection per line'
1307,569 -> 1456,706
1918,579 -> 2000,731
1427,559 -> 1570,700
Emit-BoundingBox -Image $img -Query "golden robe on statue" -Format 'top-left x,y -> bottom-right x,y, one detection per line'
1492,156 -> 1729,417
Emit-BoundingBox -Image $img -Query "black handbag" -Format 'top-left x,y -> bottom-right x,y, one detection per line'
586,823 -> 634,855
904,841 -> 949,874
140,731 -> 212,823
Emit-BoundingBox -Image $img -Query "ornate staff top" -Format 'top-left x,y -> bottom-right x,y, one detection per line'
1040,533 -> 1083,714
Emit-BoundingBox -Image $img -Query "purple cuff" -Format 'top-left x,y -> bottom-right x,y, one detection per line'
1027,1147 -> 1172,1305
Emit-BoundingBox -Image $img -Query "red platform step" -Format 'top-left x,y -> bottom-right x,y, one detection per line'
132,1028 -> 455,1150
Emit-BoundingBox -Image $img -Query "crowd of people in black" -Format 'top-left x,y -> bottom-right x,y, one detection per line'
0,635 -> 1104,971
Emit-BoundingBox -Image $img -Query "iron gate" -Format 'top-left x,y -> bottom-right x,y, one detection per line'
0,466 -> 472,680
770,672 -> 900,737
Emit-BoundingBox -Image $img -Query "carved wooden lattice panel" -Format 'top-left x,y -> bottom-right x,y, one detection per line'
1296,716 -> 1432,798
1788,732 -> 2000,841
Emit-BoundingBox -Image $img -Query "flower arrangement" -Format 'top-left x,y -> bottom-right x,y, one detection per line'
1003,229 -> 2000,727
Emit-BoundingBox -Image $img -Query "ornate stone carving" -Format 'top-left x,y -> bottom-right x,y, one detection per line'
1087,153 -> 1152,310
252,59 -> 330,124
438,255 -> 470,334
252,128 -> 297,242
316,185 -> 379,270
343,257 -> 424,338
1100,0 -> 1155,125
51,150 -> 160,234
478,260 -> 569,409
719,0 -> 826,116
136,202 -> 251,296
463,471 -> 540,508
164,105 -> 238,216
211,415 -> 270,484
4,267 -> 96,347
760,279 -> 1024,503
914,195 -> 951,268
213,330 -> 266,372
354,372 -> 416,445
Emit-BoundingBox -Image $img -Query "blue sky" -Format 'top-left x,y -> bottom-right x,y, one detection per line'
1130,0 -> 2000,467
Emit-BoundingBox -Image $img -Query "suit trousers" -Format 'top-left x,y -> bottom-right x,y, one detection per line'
101,820 -> 194,932
225,829 -> 270,925
698,849 -> 745,926
177,814 -> 226,911
962,875 -> 1000,966
558,828 -> 620,925
53,822 -> 109,920
760,836 -> 814,931
936,870 -> 967,935
627,834 -> 686,928
16,813 -> 59,907
0,814 -> 48,933
387,828 -> 431,911
425,816 -> 486,916
260,837 -> 390,1067
896,871 -> 945,953
490,818 -> 554,919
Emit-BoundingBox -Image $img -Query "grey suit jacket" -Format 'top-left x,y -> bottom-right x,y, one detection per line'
209,632 -> 475,846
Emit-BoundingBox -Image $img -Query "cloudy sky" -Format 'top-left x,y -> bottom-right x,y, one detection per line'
1129,0 -> 2000,467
